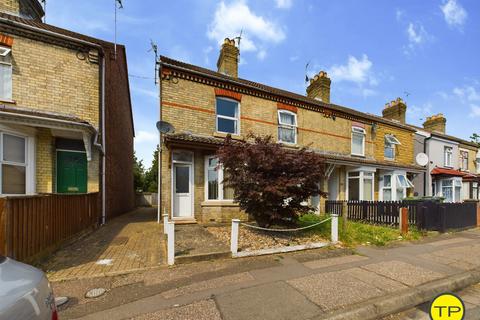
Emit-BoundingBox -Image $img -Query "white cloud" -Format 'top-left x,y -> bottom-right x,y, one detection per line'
470,105 -> 480,118
289,55 -> 299,62
440,0 -> 467,28
395,9 -> 404,21
407,102 -> 433,121
135,131 -> 158,143
453,86 -> 480,102
257,49 -> 267,60
327,54 -> 374,85
275,0 -> 293,9
207,0 -> 286,58
132,87 -> 158,99
404,22 -> 431,55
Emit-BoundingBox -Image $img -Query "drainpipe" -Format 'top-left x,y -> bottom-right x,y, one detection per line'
157,62 -> 162,223
0,17 -> 107,224
424,136 -> 432,196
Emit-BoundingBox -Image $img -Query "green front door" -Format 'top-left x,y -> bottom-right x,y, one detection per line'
57,151 -> 87,193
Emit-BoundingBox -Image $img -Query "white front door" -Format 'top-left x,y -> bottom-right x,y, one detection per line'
173,163 -> 193,218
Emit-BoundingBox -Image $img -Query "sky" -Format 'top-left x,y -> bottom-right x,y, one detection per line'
45,0 -> 480,167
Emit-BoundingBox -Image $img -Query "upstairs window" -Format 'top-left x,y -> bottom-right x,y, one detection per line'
277,110 -> 297,144
460,151 -> 469,171
384,135 -> 401,159
444,147 -> 453,167
351,127 -> 365,156
216,97 -> 239,134
0,46 -> 12,101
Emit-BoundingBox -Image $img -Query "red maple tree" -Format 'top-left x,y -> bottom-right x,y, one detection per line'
217,134 -> 327,227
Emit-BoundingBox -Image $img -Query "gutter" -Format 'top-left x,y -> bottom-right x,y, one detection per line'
0,16 -> 107,225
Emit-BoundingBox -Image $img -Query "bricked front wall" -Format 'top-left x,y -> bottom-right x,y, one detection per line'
161,74 -> 416,221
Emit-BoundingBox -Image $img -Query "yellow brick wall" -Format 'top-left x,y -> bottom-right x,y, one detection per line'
373,124 -> 415,166
7,33 -> 100,128
3,32 -> 101,194
0,0 -> 19,14
459,145 -> 478,173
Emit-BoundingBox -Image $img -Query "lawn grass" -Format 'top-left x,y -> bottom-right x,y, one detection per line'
298,213 -> 426,247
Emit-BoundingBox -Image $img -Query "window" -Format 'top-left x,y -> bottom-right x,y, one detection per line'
277,110 -> 297,144
1,133 -> 26,194
396,175 -> 414,201
441,178 -> 462,202
473,182 -> 478,200
205,156 -> 233,200
351,127 -> 365,156
216,97 -> 239,134
0,46 -> 12,101
384,135 -> 401,159
382,175 -> 392,201
444,147 -> 453,167
460,151 -> 469,171
347,170 -> 374,200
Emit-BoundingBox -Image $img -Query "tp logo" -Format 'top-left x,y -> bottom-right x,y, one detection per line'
430,293 -> 465,320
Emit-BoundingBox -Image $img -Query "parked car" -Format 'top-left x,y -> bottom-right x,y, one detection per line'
0,255 -> 58,320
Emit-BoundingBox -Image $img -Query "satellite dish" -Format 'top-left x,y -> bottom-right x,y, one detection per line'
416,153 -> 429,166
156,121 -> 175,134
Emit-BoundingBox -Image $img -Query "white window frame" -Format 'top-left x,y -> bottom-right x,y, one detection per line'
460,150 -> 469,171
439,177 -> 462,202
379,171 -> 414,201
384,135 -> 401,160
346,168 -> 375,201
0,129 -> 35,195
444,146 -> 453,168
215,97 -> 240,135
277,110 -> 297,144
170,150 -> 195,218
0,46 -> 13,101
473,182 -> 479,200
204,155 -> 233,201
351,126 -> 366,157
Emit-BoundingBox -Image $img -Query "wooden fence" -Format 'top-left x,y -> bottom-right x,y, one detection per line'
0,193 -> 100,262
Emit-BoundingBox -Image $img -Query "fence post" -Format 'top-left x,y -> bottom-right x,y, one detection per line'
167,221 -> 175,265
163,214 -> 168,235
231,219 -> 240,255
331,214 -> 339,243
342,201 -> 348,234
399,207 -> 409,235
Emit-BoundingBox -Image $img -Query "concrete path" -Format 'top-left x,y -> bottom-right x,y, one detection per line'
174,224 -> 230,260
42,207 -> 165,281
55,229 -> 480,320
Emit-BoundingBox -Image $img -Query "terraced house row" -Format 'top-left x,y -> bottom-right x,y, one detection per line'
158,38 -> 480,223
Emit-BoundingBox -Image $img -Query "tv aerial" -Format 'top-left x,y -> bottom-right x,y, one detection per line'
149,40 -> 159,85
234,29 -> 243,50
305,60 -> 311,83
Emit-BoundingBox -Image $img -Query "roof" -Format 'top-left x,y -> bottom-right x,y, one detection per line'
0,11 -> 116,49
430,167 -> 466,177
160,56 -> 416,132
408,125 -> 479,149
164,132 -> 425,172
0,104 -> 92,125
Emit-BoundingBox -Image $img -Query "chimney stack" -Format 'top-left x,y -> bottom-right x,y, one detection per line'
306,71 -> 331,103
423,114 -> 446,134
217,38 -> 239,78
382,98 -> 407,124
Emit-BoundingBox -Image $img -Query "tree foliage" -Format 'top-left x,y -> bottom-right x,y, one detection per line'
133,151 -> 145,192
143,145 -> 159,193
471,133 -> 480,145
217,134 -> 327,227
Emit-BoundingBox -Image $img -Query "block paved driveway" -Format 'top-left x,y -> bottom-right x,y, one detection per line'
41,207 -> 165,281
53,228 -> 480,320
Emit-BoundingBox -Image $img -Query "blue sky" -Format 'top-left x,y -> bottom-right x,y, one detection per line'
46,0 -> 480,166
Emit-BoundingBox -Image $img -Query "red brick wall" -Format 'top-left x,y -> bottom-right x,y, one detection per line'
104,45 -> 135,219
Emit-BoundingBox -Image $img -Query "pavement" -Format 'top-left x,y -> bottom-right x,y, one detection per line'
383,282 -> 480,320
41,208 -> 165,281
52,228 -> 480,320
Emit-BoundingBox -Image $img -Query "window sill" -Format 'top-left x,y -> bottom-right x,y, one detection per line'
384,157 -> 395,161
213,132 -> 244,141
351,153 -> 365,158
201,200 -> 238,207
0,98 -> 15,104
279,142 -> 300,149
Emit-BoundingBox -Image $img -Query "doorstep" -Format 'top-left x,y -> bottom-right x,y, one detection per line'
172,218 -> 197,225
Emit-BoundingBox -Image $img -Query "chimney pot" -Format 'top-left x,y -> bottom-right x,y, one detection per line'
306,71 -> 331,103
423,113 -> 446,134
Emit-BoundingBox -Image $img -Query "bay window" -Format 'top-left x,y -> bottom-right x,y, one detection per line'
384,135 -> 401,160
473,182 -> 479,200
277,110 -> 297,144
216,97 -> 239,134
205,156 -> 234,200
460,151 -> 468,171
444,147 -> 453,167
351,127 -> 365,156
347,170 -> 374,201
380,172 -> 414,201
440,178 -> 462,202
0,46 -> 12,101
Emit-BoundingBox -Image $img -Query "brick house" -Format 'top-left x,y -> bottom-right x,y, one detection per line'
159,39 -> 424,223
410,115 -> 480,202
0,0 -> 134,220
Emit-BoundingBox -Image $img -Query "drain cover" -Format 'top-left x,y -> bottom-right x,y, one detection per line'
85,288 -> 106,299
